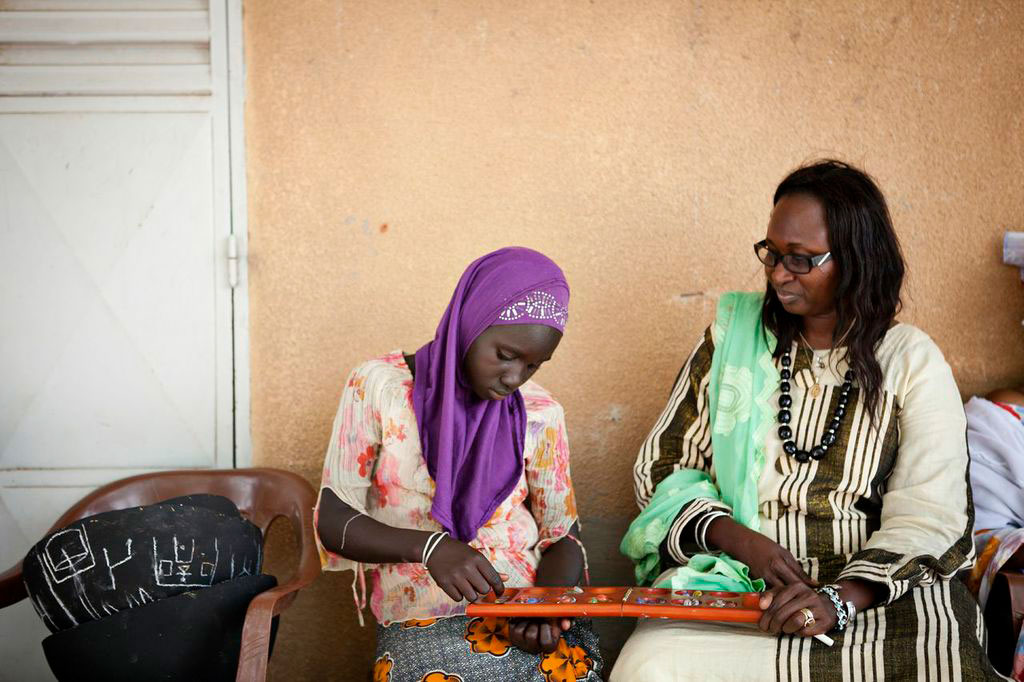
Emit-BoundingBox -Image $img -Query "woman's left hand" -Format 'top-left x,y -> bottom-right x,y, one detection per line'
508,617 -> 572,654
758,583 -> 837,636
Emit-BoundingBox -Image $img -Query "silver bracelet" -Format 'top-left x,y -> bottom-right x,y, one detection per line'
697,511 -> 730,552
421,531 -> 441,563
817,584 -> 850,632
422,531 -> 449,567
339,512 -> 364,551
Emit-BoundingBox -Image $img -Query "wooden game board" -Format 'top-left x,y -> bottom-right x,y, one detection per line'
466,586 -> 762,623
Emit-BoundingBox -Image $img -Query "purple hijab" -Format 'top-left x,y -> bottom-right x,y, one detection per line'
412,247 -> 570,542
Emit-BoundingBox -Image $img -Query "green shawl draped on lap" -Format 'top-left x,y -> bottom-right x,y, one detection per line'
619,291 -> 779,591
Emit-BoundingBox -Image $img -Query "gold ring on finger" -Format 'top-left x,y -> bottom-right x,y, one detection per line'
799,607 -> 815,628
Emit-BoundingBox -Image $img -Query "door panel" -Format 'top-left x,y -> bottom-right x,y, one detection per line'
0,113 -> 218,469
0,1 -> 244,679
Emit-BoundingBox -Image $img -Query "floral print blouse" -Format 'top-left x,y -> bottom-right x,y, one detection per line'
314,351 -> 584,626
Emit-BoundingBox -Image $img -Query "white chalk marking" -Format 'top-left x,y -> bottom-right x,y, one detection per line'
72,571 -> 101,620
39,554 -> 78,627
43,528 -> 95,584
153,536 -> 219,587
102,538 -> 133,590
28,594 -> 54,629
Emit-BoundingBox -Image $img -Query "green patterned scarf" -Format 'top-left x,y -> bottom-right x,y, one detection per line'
620,291 -> 778,591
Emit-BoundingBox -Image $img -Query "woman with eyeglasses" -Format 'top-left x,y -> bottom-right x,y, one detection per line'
611,160 -> 1000,680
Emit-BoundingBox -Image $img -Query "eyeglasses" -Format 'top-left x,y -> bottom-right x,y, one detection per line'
754,240 -> 832,275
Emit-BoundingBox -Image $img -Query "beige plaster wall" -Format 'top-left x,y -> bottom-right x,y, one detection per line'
244,1 -> 1024,678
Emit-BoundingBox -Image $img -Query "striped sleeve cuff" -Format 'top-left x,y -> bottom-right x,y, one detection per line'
665,498 -> 732,565
836,553 -> 940,605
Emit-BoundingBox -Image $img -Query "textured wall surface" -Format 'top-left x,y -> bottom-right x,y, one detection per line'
244,1 -> 1024,678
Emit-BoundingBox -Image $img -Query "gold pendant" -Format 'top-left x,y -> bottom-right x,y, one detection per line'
811,384 -> 822,398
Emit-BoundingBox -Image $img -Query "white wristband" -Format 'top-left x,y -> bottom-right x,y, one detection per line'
422,531 -> 449,567
421,532 -> 440,563
339,512 -> 363,551
698,511 -> 730,552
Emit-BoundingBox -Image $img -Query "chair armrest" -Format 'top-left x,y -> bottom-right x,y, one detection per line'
235,573 -> 321,682
984,569 -> 1024,675
1004,570 -> 1024,636
235,493 -> 321,682
0,562 -> 26,609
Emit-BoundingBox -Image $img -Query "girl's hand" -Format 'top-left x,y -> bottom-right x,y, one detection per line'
758,583 -> 837,637
707,518 -> 817,588
509,617 -> 572,654
424,536 -> 504,603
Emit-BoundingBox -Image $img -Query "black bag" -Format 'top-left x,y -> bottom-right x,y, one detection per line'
41,573 -> 278,682
23,494 -> 263,632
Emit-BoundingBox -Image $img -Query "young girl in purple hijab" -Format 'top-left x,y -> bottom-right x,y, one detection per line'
315,247 -> 602,681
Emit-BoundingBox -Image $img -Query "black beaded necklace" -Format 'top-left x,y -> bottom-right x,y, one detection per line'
777,349 -> 854,463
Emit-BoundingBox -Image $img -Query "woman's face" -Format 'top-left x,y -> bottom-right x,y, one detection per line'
764,193 -> 840,320
463,324 -> 562,401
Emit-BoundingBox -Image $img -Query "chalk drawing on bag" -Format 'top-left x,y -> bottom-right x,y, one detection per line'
124,586 -> 153,609
153,536 -> 219,587
72,572 -> 101,620
102,538 -> 133,590
231,551 -> 255,578
43,527 -> 96,584
28,593 -> 54,629
39,552 -> 78,627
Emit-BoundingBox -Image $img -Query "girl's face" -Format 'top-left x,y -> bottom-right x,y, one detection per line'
763,193 -> 840,320
462,324 -> 562,401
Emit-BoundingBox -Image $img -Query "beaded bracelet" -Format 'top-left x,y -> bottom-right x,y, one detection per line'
817,584 -> 850,632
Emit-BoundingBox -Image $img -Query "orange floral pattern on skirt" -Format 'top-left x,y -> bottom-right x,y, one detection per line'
538,637 -> 594,682
463,617 -> 512,657
419,672 -> 464,682
402,618 -> 439,629
373,652 -> 394,682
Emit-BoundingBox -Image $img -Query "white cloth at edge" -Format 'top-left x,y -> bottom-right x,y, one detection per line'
966,396 -> 1024,532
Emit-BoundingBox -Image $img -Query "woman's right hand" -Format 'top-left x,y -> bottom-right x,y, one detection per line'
705,516 -> 816,588
425,535 -> 505,603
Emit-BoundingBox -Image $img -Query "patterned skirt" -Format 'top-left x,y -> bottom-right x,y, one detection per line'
372,616 -> 603,682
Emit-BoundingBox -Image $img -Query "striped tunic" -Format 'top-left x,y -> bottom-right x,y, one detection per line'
613,323 -> 1003,681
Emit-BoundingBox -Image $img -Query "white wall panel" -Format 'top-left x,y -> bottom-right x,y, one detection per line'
0,1 -> 244,678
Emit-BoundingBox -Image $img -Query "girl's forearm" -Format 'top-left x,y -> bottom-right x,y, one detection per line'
317,487 -> 432,564
533,524 -> 584,587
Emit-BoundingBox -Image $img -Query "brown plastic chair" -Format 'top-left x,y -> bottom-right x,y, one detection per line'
0,467 -> 320,682
984,566 -> 1024,676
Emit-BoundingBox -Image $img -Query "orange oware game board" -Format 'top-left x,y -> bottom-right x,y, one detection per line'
466,586 -> 762,624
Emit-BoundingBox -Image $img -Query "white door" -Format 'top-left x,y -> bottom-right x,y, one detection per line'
0,2 -> 248,679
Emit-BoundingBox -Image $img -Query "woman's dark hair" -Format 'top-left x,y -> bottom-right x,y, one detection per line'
762,159 -> 905,423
